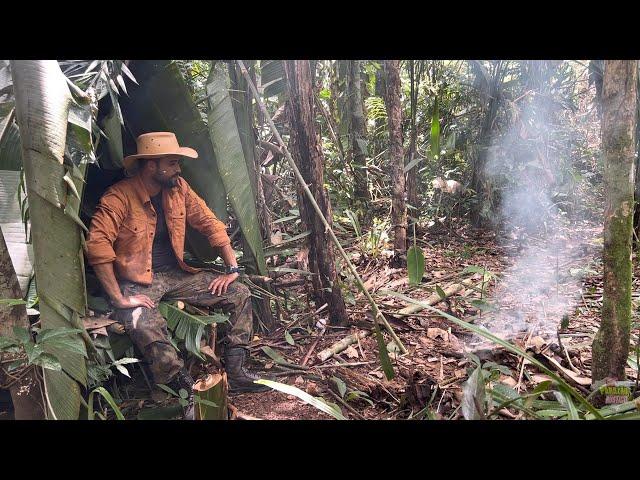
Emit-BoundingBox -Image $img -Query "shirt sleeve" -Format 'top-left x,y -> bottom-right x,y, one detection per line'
85,187 -> 128,266
183,181 -> 231,248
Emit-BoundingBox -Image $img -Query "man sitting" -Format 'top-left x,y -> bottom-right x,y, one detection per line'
86,132 -> 268,419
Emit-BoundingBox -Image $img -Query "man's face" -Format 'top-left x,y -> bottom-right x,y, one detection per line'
150,155 -> 182,187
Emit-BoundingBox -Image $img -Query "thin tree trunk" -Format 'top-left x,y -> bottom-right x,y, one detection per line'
406,60 -> 420,212
347,60 -> 369,214
284,60 -> 348,326
470,61 -> 502,227
592,60 -> 638,382
0,231 -> 45,419
383,60 -> 407,261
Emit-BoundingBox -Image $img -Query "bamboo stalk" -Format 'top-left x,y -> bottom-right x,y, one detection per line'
396,278 -> 475,316
316,331 -> 371,362
236,60 -> 407,355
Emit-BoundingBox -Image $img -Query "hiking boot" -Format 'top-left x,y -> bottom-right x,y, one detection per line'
223,347 -> 270,394
168,368 -> 195,420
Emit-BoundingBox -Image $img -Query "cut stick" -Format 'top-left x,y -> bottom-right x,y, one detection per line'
193,373 -> 228,420
317,330 -> 371,362
396,278 -> 476,316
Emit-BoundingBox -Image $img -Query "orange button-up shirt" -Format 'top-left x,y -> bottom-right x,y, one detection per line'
86,174 -> 230,285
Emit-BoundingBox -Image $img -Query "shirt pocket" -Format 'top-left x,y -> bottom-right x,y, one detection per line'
117,216 -> 147,252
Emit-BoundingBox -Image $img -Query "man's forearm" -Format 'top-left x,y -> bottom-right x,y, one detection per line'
219,244 -> 238,268
93,263 -> 124,303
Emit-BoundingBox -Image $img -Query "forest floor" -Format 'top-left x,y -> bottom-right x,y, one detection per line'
228,215 -> 637,420
3,213 -> 630,421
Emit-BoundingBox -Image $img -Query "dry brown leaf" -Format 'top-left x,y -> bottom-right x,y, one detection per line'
388,277 -> 409,289
270,229 -> 283,246
344,345 -> 359,359
448,332 -> 464,351
499,375 -> 518,387
530,374 -> 554,385
200,346 -> 218,361
427,327 -> 448,341
83,317 -> 118,331
294,376 -> 305,386
92,327 -> 108,337
528,336 -> 547,353
305,382 -> 320,396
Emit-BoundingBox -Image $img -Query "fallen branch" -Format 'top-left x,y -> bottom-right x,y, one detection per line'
302,328 -> 326,366
396,278 -> 476,316
317,331 -> 371,362
538,353 -> 591,394
312,361 -> 375,369
259,140 -> 284,156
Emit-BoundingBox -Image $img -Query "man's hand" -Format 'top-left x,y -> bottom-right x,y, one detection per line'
112,294 -> 155,309
208,273 -> 239,296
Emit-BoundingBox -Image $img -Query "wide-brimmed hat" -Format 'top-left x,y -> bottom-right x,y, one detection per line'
123,132 -> 198,171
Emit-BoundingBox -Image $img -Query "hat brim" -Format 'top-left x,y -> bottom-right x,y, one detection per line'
123,147 -> 198,170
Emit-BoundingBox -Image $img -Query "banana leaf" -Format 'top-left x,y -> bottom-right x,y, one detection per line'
206,62 -> 267,275
11,60 -> 88,420
117,60 -> 228,263
260,60 -> 286,98
0,121 -> 22,171
159,301 -> 228,360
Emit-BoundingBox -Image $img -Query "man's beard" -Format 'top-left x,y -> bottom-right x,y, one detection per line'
156,174 -> 179,188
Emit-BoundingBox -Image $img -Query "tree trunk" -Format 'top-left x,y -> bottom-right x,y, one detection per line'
0,230 -> 46,419
284,60 -> 348,326
592,61 -> 638,382
470,61 -> 502,228
347,60 -> 369,214
383,60 -> 407,260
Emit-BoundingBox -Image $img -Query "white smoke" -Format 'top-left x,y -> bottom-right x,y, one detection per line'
470,61 -> 598,346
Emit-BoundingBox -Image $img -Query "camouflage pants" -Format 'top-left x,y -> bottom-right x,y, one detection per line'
115,267 -> 253,384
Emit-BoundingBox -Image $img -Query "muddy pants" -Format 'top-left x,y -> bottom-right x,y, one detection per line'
115,267 -> 253,384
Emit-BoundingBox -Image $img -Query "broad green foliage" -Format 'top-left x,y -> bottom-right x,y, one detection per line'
206,62 -> 267,275
407,245 -> 425,286
11,60 -> 93,420
256,379 -> 347,420
158,301 -> 228,360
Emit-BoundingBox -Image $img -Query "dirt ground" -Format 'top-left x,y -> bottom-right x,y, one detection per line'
2,214 -> 630,421
227,214 -> 629,420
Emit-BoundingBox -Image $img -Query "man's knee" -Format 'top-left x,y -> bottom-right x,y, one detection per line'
232,282 -> 251,298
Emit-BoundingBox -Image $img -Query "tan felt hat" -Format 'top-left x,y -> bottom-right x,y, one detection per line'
123,132 -> 198,170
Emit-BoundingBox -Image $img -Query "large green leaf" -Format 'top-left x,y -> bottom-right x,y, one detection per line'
11,60 -> 89,419
206,62 -> 267,275
260,60 -> 286,98
43,369 -> 81,420
255,379 -> 347,420
407,245 -> 425,286
430,96 -> 440,158
461,366 -> 485,420
158,301 -> 227,359
0,121 -> 22,171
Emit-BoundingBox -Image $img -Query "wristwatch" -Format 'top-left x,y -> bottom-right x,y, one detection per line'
225,265 -> 244,275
